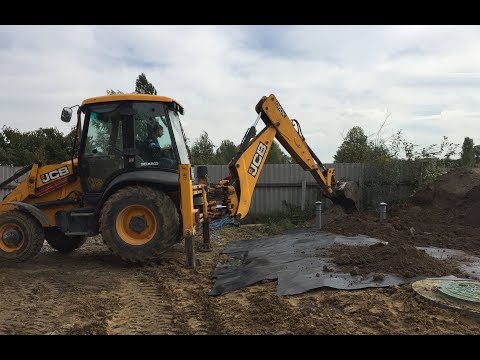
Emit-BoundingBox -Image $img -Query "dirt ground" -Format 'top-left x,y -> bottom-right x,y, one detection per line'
327,168 -> 480,280
1,169 -> 480,334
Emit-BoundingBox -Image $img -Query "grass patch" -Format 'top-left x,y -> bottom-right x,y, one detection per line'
242,201 -> 314,235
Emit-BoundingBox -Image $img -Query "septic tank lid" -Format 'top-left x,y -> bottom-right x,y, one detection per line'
412,278 -> 480,318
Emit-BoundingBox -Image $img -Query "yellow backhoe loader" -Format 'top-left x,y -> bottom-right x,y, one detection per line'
0,93 -> 358,264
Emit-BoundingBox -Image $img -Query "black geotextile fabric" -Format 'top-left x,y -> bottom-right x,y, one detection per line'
209,229 -> 480,296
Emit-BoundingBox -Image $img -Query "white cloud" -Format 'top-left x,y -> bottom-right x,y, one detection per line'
1,25 -> 480,163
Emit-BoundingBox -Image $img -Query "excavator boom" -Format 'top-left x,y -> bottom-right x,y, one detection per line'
215,94 -> 359,220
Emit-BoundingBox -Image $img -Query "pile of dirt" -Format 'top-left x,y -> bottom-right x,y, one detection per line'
314,168 -> 480,278
409,168 -> 480,228
330,242 -> 463,278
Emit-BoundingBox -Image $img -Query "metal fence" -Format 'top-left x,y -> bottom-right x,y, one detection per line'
0,166 -> 24,199
201,163 -> 365,215
0,162 -> 423,214
201,162 -> 424,214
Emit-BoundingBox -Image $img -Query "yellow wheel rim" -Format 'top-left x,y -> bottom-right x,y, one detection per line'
0,223 -> 24,253
115,205 -> 157,245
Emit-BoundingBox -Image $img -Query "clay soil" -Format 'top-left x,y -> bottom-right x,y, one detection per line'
0,168 -> 479,334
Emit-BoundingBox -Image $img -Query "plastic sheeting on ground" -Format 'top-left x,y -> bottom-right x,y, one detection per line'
209,229 -> 480,296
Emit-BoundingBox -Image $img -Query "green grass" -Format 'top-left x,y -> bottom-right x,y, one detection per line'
242,202 -> 315,235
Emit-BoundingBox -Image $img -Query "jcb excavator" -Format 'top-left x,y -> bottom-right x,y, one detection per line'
0,93 -> 358,264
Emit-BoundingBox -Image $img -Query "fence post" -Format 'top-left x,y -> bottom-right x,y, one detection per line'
359,163 -> 365,211
301,174 -> 307,211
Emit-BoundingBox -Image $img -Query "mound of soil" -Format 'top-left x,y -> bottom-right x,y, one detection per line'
410,168 -> 480,228
320,167 -> 480,256
307,168 -> 480,278
330,242 -> 462,279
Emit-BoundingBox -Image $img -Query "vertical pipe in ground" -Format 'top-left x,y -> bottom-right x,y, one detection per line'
379,202 -> 387,221
315,201 -> 322,229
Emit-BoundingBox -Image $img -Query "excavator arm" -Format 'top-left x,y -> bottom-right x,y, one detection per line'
177,93 -> 359,268
255,95 -> 335,193
212,94 -> 359,220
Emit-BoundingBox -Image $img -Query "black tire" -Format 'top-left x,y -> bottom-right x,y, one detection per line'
99,185 -> 181,262
0,210 -> 44,262
45,228 -> 87,253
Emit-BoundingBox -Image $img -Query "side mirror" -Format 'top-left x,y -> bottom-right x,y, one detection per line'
61,107 -> 73,123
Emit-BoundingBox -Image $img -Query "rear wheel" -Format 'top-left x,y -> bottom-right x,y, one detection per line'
0,210 -> 44,262
45,228 -> 87,253
100,186 -> 181,262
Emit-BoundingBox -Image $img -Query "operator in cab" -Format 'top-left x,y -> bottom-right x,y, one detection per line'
145,123 -> 165,155
143,122 -> 176,169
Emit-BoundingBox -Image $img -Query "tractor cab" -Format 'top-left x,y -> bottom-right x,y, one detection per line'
62,94 -> 190,200
0,93 -> 191,263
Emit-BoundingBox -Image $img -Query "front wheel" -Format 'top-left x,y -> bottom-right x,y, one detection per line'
99,186 -> 181,262
0,210 -> 44,262
45,228 -> 87,253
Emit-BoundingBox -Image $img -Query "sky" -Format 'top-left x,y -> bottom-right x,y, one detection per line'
1,25 -> 480,163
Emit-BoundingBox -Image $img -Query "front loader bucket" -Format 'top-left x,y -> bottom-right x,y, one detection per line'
331,181 -> 360,213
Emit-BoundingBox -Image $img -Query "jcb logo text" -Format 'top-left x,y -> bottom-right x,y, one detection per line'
40,166 -> 70,183
248,142 -> 267,177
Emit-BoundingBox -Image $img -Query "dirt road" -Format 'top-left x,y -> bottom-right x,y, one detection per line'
0,222 -> 478,335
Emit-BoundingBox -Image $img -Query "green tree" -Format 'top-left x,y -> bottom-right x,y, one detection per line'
0,126 -> 73,166
333,126 -> 372,163
389,131 -> 458,162
190,131 -> 215,165
135,73 -> 157,95
460,136 -> 475,167
214,139 -> 237,165
368,141 -> 391,162
474,145 -> 480,164
265,140 -> 291,164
